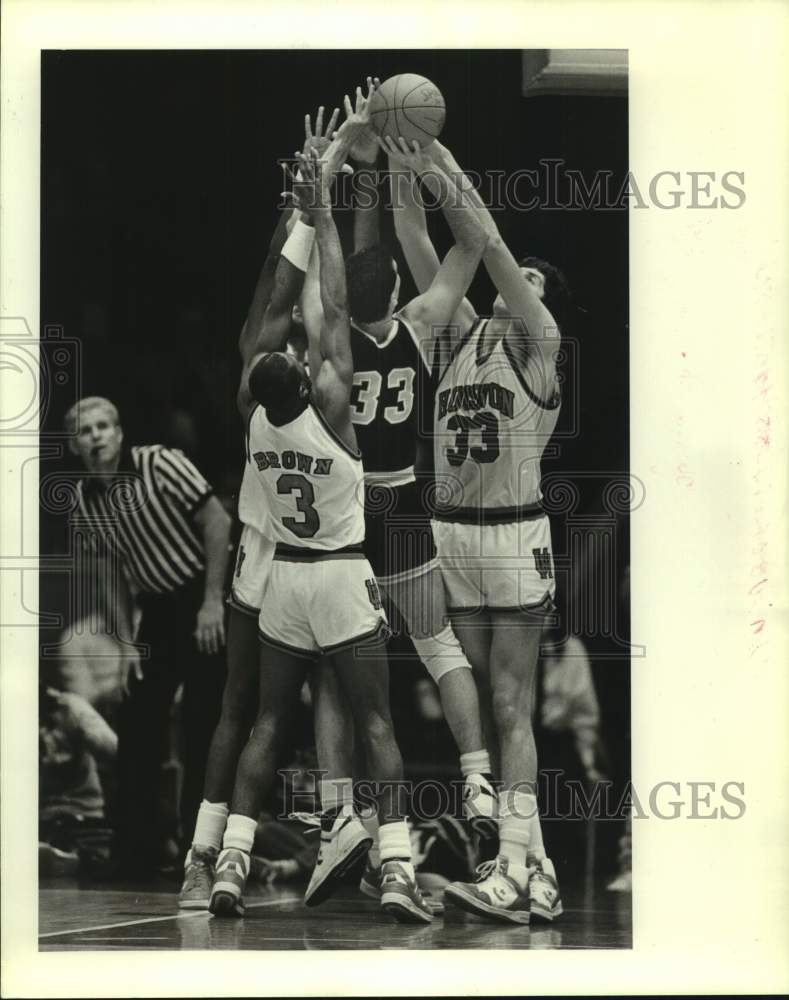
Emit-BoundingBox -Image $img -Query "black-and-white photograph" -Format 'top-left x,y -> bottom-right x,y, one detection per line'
35,47 -> 632,953
4,5 -> 788,991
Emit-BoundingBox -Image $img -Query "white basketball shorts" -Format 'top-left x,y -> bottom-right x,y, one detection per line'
431,515 -> 556,615
257,543 -> 390,659
227,523 -> 275,617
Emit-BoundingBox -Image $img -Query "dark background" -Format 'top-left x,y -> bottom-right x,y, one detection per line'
40,49 -> 630,865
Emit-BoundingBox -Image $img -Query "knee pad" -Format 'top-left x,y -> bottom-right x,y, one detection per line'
411,634 -> 472,685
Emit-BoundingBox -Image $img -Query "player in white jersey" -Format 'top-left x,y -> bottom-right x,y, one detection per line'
178,200 -> 294,909
386,135 -> 572,924
209,134 -> 433,924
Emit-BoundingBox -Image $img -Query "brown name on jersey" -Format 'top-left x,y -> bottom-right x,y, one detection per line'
252,450 -> 334,476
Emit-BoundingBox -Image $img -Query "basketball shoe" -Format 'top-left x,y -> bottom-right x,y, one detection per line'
360,857 -> 445,916
178,846 -> 217,910
444,857 -> 531,924
529,857 -> 563,921
291,806 -> 372,907
380,860 -> 434,924
209,847 -> 250,917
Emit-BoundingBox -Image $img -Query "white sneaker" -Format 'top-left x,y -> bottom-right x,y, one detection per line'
444,856 -> 531,924
291,808 -> 372,907
529,857 -> 563,921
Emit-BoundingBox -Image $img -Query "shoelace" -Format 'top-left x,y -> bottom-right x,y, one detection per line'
189,863 -> 211,889
474,859 -> 499,881
288,811 -> 322,835
185,859 -> 213,890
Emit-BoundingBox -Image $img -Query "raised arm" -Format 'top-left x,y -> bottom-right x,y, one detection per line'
389,156 -> 477,333
294,150 -> 356,451
300,243 -> 324,378
349,77 -> 382,252
237,222 -> 313,417
299,80 -> 379,384
237,106 -> 344,415
382,137 -> 486,337
427,139 -> 561,375
237,206 -> 293,365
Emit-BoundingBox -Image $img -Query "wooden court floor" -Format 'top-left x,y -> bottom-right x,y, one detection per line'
39,876 -> 632,951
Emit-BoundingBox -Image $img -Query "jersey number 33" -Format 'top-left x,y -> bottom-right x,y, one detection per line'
351,368 -> 415,426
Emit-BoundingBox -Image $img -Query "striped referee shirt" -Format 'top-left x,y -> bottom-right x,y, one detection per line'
76,444 -> 213,595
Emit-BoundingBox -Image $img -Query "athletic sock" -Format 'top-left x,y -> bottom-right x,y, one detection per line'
460,750 -> 492,779
412,625 -> 471,683
523,792 -> 547,865
498,790 -> 532,877
192,800 -> 229,853
359,807 -> 381,868
320,776 -> 354,816
501,858 -> 531,891
378,820 -> 414,881
222,813 -> 258,854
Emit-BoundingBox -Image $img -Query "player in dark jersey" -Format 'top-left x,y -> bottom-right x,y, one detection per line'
300,102 -> 500,883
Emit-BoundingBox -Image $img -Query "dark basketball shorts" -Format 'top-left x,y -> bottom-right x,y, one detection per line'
363,479 -> 438,588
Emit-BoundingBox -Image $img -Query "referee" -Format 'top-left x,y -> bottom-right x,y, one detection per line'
65,395 -> 232,878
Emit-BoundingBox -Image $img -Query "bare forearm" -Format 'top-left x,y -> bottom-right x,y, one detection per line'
239,207 -> 294,359
74,699 -> 118,760
430,144 -> 499,239
390,158 -> 427,235
419,164 -> 487,254
390,160 -> 442,295
301,244 -> 324,375
199,502 -> 232,601
314,209 -> 350,363
353,168 -> 381,251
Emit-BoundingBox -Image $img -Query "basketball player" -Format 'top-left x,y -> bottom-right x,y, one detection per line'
299,93 -> 499,886
178,108 -> 346,909
384,135 -> 570,924
177,217 -> 286,907
209,143 -> 433,924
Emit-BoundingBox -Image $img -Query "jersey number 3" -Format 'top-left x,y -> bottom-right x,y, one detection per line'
277,474 -> 320,539
351,368 -> 414,426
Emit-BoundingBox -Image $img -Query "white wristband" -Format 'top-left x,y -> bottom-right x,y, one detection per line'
281,218 -> 316,272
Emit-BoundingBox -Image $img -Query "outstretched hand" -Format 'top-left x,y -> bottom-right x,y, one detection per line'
346,76 -> 381,164
289,147 -> 331,214
379,135 -> 433,173
327,77 -> 376,170
303,105 -> 340,159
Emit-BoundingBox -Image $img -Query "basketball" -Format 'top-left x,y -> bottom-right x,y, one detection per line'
369,73 -> 446,147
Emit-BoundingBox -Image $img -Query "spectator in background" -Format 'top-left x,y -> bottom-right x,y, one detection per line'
538,631 -> 603,782
56,625 -> 127,716
65,395 -> 232,878
534,628 -> 606,878
39,672 -> 118,875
